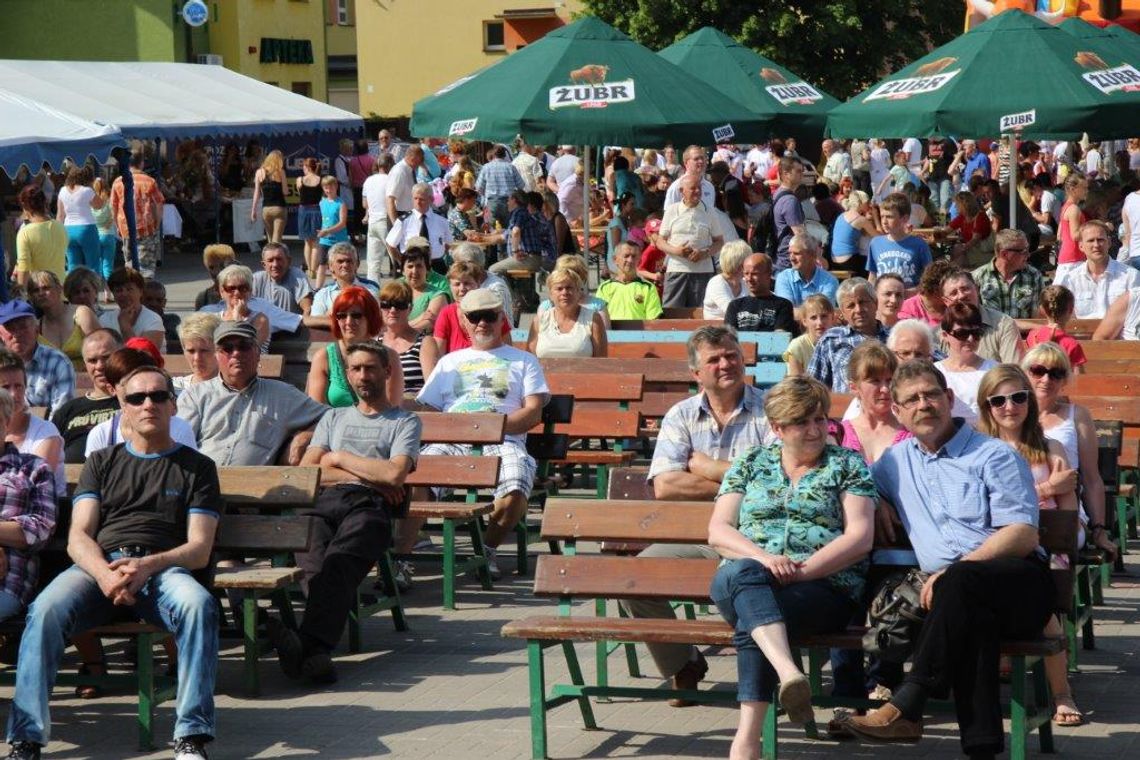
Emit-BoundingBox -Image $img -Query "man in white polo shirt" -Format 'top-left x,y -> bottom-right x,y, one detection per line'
657,174 -> 725,308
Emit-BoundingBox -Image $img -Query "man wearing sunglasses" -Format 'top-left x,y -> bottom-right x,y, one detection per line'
405,289 -> 549,579
6,366 -> 222,760
971,229 -> 1044,319
177,322 -> 326,469
842,361 -> 1053,760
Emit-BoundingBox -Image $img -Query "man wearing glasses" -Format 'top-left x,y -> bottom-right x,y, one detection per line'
177,322 -> 326,468
6,365 -> 222,760
402,290 -> 548,579
972,229 -> 1044,319
663,145 -> 716,208
841,360 -> 1052,760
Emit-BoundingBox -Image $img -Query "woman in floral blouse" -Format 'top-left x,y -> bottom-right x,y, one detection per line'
708,376 -> 877,760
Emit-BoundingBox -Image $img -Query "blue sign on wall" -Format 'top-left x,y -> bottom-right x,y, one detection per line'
182,0 -> 209,27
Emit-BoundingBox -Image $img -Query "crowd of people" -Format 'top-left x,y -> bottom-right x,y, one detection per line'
0,130 -> 1136,760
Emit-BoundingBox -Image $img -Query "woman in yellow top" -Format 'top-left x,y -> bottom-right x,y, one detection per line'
27,271 -> 100,371
15,185 -> 67,286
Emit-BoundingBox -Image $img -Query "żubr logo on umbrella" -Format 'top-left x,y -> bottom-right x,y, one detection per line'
449,119 -> 478,136
760,68 -> 824,106
864,57 -> 961,102
549,65 -> 636,109
1074,51 -> 1140,94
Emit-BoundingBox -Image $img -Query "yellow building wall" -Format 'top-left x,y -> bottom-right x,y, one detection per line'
209,0 -> 328,101
326,0 -> 359,112
357,0 -> 582,118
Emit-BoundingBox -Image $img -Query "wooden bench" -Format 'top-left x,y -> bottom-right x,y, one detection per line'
1082,358 -> 1140,375
1017,319 -> 1099,340
161,353 -> 284,379
1070,396 -> 1140,559
529,406 -> 641,499
1080,341 -> 1140,361
503,500 -> 1074,760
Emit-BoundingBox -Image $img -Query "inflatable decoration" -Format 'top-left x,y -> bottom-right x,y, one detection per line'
965,0 -> 1140,32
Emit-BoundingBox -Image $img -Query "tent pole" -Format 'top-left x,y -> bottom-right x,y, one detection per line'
155,138 -> 164,271
582,145 -> 591,281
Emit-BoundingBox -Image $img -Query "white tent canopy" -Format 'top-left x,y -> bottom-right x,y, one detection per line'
0,90 -> 125,175
0,60 -> 363,142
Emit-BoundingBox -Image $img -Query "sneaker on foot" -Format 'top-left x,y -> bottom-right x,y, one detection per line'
302,652 -> 338,685
264,617 -> 303,680
412,535 -> 436,552
6,742 -> 40,760
484,547 -> 502,581
394,560 -> 414,592
173,735 -> 209,760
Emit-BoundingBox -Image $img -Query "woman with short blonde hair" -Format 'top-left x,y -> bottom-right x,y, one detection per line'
537,254 -> 610,325
528,268 -> 607,358
174,312 -> 221,391
703,240 -> 750,319
216,264 -> 270,352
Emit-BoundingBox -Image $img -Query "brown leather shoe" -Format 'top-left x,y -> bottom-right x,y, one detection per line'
843,703 -> 923,743
669,652 -> 709,707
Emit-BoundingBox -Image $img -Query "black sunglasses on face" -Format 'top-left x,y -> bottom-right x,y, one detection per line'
986,390 -> 1029,408
464,309 -> 499,324
947,327 -> 984,341
379,300 -> 410,310
123,390 -> 174,406
1027,364 -> 1067,381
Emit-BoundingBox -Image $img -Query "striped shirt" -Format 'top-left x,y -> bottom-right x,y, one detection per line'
475,158 -> 525,200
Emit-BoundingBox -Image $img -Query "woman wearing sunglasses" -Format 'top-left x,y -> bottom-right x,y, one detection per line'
934,301 -> 995,423
1022,343 -> 1117,564
433,261 -> 512,356
976,363 -> 1085,727
216,264 -> 270,353
307,286 -> 403,408
379,280 -> 437,397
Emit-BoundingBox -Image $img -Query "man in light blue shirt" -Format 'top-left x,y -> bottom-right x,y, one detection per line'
774,233 -> 838,308
843,361 -> 1053,757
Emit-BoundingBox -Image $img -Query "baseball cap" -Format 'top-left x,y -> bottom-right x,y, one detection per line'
214,321 -> 258,345
460,289 -> 503,313
124,337 -> 164,368
0,300 -> 35,326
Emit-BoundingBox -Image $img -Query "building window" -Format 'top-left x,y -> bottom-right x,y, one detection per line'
291,81 -> 312,97
483,20 -> 505,52
336,0 -> 349,24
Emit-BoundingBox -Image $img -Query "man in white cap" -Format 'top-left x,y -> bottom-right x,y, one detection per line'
401,289 -> 549,579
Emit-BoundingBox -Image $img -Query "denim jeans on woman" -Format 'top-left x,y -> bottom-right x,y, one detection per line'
6,558 -> 218,745
711,558 -> 856,703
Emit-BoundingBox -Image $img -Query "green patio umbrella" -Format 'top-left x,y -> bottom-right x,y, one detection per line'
409,16 -> 772,146
826,10 -> 1140,141
658,27 -> 840,138
1103,21 -> 1140,58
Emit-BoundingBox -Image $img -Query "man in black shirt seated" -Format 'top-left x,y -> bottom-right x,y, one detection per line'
51,328 -> 122,464
723,253 -> 797,334
6,366 -> 222,760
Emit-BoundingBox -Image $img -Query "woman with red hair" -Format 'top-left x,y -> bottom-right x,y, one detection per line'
307,286 -> 403,406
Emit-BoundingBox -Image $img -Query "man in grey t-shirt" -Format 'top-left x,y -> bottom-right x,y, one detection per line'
177,321 -> 326,466
252,242 -> 313,316
274,341 -> 420,685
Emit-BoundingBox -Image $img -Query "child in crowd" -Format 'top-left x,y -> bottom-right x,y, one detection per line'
782,294 -> 835,376
875,149 -> 911,199
1025,285 -> 1087,374
867,193 -> 932,288
636,217 -> 666,298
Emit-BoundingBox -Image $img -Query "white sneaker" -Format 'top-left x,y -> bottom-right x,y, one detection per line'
484,547 -> 502,580
868,684 -> 893,702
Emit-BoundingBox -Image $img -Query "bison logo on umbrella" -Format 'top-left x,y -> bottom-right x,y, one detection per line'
1074,50 -> 1140,94
550,65 -> 636,109
569,64 -> 610,84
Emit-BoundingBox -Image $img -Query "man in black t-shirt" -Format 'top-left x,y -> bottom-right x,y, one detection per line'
7,367 -> 221,760
724,253 -> 797,334
51,328 -> 122,464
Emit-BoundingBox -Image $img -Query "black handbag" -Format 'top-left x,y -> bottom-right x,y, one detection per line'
862,568 -> 930,663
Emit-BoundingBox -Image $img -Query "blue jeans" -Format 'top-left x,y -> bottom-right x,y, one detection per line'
97,232 -> 118,280
927,178 -> 953,214
711,559 -> 856,703
65,224 -> 101,272
0,589 -> 23,622
7,561 -> 219,745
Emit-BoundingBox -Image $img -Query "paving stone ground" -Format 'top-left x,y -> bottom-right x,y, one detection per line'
3,246 -> 1135,759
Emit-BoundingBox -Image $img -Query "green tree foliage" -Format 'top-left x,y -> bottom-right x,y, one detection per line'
581,0 -> 962,99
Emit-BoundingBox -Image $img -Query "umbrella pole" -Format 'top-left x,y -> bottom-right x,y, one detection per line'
1008,132 -> 1017,234
583,145 -> 594,283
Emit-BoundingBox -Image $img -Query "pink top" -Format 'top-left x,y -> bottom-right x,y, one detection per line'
432,303 -> 512,354
838,419 -> 913,464
897,294 -> 942,327
1056,200 -> 1086,265
1025,326 -> 1087,368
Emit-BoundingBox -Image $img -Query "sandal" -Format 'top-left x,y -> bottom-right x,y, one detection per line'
75,662 -> 106,699
1053,694 -> 1086,726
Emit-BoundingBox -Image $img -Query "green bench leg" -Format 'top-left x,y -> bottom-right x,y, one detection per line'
1010,656 -> 1028,760
468,518 -> 493,591
761,695 -> 778,760
442,519 -> 457,610
613,605 -> 642,679
1033,659 -> 1055,754
348,592 -> 363,654
528,641 -> 549,760
242,595 -> 261,696
594,599 -> 610,691
136,631 -> 156,751
381,553 -> 408,631
594,464 -> 607,500
562,641 -> 597,729
514,519 -> 529,576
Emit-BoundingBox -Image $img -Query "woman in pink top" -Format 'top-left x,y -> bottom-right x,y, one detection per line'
976,364 -> 1083,727
1056,174 -> 1088,266
833,342 -> 912,465
896,258 -> 958,327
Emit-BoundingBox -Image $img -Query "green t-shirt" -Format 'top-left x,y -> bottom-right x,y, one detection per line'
595,278 -> 663,320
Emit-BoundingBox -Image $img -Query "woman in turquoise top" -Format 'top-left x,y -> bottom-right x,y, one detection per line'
306,286 -> 403,407
708,376 -> 876,759
91,177 -> 117,280
316,175 -> 349,290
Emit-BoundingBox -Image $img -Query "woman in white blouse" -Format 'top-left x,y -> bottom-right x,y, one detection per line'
703,240 -> 751,319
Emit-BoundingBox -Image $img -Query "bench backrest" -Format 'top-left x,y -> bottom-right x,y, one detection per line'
532,408 -> 641,438
1080,341 -> 1140,361
215,514 -> 316,553
541,358 -> 695,386
545,373 -> 644,402
1018,318 -> 1099,339
609,319 -> 722,331
162,354 -> 285,379
404,455 -> 500,489
1069,396 -> 1140,429
606,467 -> 654,500
541,499 -> 710,543
533,555 -> 716,601
418,412 -> 506,445
1069,375 -> 1140,396
1082,359 -> 1140,375
64,464 -> 321,508
607,342 -> 759,363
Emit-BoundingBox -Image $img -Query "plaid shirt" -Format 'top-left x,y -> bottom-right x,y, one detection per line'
808,323 -> 892,393
475,158 -> 524,200
973,260 -> 1045,319
0,443 -> 58,605
26,343 -> 75,417
508,208 -> 554,259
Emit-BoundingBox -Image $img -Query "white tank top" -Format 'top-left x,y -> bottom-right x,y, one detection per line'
535,306 -> 594,358
57,185 -> 97,226
1044,403 -> 1079,475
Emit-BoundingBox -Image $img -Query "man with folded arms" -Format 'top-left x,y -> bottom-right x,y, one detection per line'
842,360 -> 1052,760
